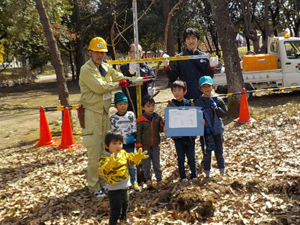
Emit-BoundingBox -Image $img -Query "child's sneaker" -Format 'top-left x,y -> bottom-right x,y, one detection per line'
146,181 -> 153,190
191,177 -> 198,182
158,181 -> 167,190
119,218 -> 131,224
181,178 -> 188,184
101,185 -> 108,195
90,189 -> 106,198
131,182 -> 139,190
204,170 -> 210,178
219,168 -> 225,176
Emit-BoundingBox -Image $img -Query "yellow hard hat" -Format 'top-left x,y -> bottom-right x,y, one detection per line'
88,37 -> 108,52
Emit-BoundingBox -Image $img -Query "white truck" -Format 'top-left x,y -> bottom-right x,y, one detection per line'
214,35 -> 300,93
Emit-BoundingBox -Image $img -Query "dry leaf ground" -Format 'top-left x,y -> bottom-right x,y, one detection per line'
0,74 -> 300,225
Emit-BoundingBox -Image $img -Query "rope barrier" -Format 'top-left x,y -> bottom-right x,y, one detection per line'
44,104 -> 79,112
106,54 -> 209,65
37,85 -> 300,111
218,85 -> 300,97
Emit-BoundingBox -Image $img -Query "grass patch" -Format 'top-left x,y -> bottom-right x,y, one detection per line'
38,65 -> 56,76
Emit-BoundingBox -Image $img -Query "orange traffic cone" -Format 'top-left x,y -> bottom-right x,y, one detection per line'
234,88 -> 256,124
35,106 -> 57,147
57,107 -> 80,150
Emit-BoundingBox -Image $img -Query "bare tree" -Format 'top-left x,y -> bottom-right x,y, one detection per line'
208,0 -> 244,118
161,0 -> 178,56
162,0 -> 186,54
260,0 -> 270,53
34,0 -> 69,105
109,0 -> 155,60
240,0 -> 260,53
154,0 -> 186,83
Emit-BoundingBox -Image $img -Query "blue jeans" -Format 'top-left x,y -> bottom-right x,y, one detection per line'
174,137 -> 197,179
142,146 -> 162,182
123,143 -> 137,185
200,133 -> 225,171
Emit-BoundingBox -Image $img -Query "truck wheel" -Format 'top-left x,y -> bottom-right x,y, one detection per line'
245,84 -> 254,100
215,85 -> 227,94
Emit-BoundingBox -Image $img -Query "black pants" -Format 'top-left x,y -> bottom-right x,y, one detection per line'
200,133 -> 225,171
108,189 -> 129,225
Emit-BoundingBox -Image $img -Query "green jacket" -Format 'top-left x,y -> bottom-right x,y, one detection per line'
79,59 -> 124,114
136,113 -> 164,147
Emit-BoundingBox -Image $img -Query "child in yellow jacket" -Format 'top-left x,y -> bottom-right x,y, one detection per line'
98,129 -> 148,225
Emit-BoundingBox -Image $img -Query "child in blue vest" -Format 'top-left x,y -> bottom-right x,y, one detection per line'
194,76 -> 228,178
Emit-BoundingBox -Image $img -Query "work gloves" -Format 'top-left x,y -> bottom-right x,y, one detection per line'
126,135 -> 135,145
162,53 -> 169,67
130,148 -> 149,164
129,62 -> 138,74
119,79 -> 132,88
147,86 -> 156,96
209,55 -> 218,67
105,154 -> 119,171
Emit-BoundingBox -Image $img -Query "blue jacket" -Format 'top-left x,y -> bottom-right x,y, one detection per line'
194,96 -> 227,135
165,49 -> 214,101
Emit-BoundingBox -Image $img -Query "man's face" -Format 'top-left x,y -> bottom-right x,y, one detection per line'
90,51 -> 106,65
128,45 -> 143,59
185,34 -> 199,52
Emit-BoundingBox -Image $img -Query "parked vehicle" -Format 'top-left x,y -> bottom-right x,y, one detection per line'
214,35 -> 300,93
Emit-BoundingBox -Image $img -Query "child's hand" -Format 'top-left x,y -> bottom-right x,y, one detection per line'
126,135 -> 135,145
202,119 -> 205,126
106,154 -> 118,170
163,127 -> 167,133
131,148 -> 148,164
210,99 -> 218,110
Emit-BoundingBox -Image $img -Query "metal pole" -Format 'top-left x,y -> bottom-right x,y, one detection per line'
132,0 -> 142,116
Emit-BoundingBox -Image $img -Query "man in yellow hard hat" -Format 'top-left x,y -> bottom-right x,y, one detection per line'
79,37 -> 134,197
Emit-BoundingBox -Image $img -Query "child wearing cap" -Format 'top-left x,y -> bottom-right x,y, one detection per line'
194,76 -> 228,178
110,92 -> 139,190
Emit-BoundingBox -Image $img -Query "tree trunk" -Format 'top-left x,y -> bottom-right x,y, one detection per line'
260,0 -> 270,53
208,0 -> 244,119
73,0 -> 85,80
240,0 -> 261,53
161,0 -> 176,56
34,0 -> 69,106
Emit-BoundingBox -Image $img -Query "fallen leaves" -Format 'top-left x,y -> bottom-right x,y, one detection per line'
1,97 -> 300,224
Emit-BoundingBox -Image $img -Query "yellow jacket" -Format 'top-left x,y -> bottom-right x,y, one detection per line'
79,59 -> 124,114
98,150 -> 136,186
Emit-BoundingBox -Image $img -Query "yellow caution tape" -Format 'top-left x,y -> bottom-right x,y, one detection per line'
106,55 -> 209,65
218,85 -> 300,97
57,105 -> 64,111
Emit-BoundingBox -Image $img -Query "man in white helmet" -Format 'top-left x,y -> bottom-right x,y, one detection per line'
79,37 -> 134,197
